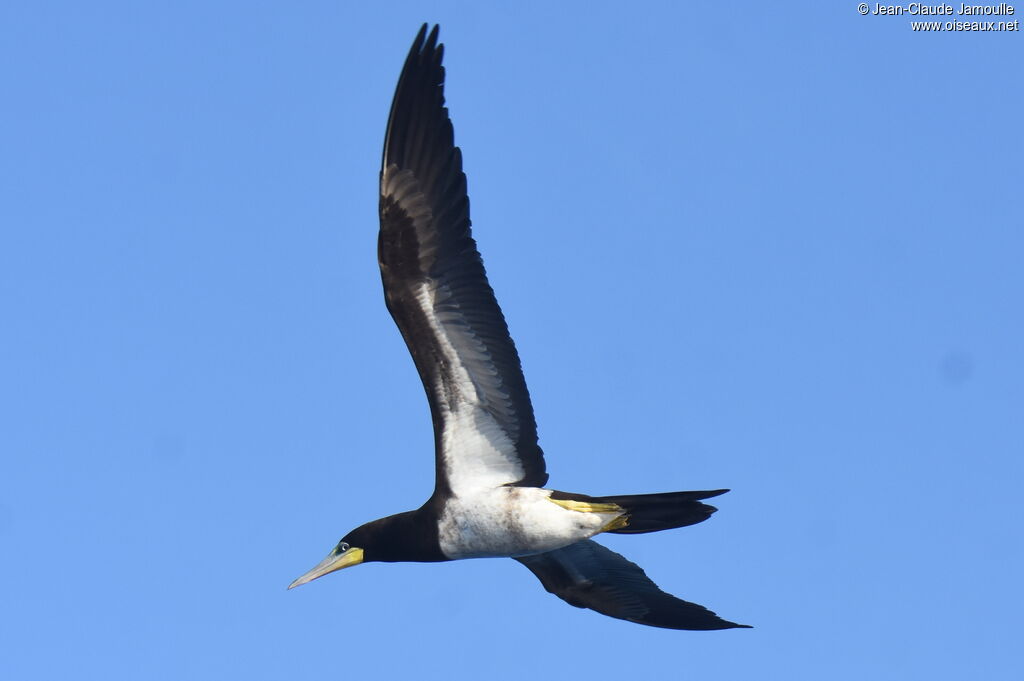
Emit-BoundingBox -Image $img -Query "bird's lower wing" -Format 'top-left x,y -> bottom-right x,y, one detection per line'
514,539 -> 750,631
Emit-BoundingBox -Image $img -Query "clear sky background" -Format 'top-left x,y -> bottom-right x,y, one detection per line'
2,2 -> 1021,679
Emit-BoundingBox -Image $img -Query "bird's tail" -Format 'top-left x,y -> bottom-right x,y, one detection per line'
549,489 -> 729,534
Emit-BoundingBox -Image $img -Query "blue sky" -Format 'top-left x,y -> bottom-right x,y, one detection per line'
2,2 -> 1021,679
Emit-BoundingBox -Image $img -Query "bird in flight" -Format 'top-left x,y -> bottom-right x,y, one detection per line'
289,24 -> 749,631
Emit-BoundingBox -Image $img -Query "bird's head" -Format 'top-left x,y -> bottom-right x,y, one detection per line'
287,521 -> 380,589
288,510 -> 437,589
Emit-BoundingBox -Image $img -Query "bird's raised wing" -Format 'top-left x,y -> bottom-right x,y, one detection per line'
378,25 -> 547,497
515,540 -> 750,630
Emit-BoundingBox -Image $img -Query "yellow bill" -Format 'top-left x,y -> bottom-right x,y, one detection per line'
288,546 -> 364,589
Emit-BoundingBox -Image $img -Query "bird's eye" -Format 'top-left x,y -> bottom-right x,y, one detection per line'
337,542 -> 350,553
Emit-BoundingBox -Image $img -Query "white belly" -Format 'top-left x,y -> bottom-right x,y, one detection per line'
437,487 -> 620,560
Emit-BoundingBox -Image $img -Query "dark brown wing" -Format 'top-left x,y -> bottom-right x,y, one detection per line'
515,540 -> 751,630
378,25 -> 547,496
